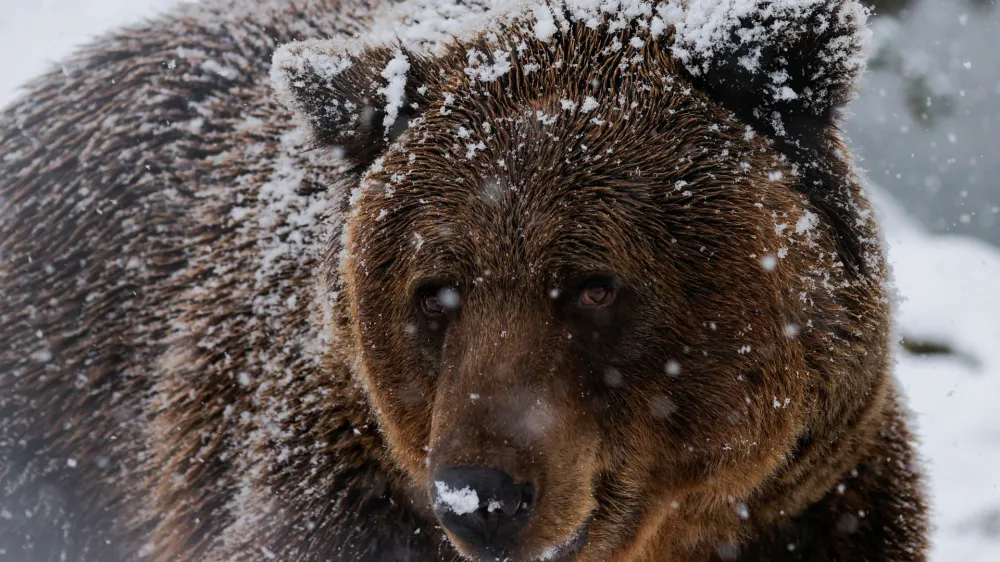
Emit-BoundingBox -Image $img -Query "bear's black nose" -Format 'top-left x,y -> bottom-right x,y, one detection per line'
431,466 -> 535,552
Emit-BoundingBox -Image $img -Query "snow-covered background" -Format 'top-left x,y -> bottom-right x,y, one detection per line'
1,1 -> 998,560
848,0 -> 1000,246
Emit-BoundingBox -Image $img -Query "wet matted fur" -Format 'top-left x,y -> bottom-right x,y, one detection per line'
0,0 -> 927,561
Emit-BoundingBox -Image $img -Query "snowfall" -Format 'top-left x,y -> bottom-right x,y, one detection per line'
1,1 -> 998,560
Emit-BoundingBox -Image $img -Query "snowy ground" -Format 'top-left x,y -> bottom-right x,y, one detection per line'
1,1 -> 999,560
873,187 -> 1000,560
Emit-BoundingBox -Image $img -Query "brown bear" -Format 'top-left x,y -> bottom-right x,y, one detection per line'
0,0 -> 928,561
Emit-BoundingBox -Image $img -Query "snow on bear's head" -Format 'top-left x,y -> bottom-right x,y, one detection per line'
271,1 -> 879,560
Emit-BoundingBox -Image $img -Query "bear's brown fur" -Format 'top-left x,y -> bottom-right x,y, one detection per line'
0,0 -> 927,561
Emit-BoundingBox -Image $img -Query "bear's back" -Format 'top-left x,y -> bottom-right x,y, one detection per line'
0,2 -> 374,559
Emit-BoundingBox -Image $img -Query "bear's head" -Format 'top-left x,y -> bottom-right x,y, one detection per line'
272,1 -> 883,560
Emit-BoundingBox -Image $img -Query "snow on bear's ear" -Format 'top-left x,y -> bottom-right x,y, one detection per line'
270,39 -> 432,167
671,0 -> 871,146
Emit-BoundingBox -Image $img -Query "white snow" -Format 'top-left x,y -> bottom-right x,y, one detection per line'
379,51 -> 411,132
1,2 -> 999,560
464,47 -> 512,82
29,349 -> 53,363
759,254 -> 778,271
660,0 -> 871,80
532,3 -> 558,42
434,481 -> 480,515
871,186 -> 1000,561
274,0 -> 872,102
665,360 -> 682,376
438,288 -> 461,309
794,209 -> 819,234
269,38 -> 356,120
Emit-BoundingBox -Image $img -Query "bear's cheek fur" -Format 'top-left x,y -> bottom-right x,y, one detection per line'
350,313 -> 436,483
340,215 -> 435,482
575,258 -> 812,555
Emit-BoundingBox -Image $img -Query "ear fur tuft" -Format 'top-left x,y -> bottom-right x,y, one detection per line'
270,39 -> 430,167
672,0 -> 871,143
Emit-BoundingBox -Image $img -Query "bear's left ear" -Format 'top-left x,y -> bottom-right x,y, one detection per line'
674,0 -> 871,146
270,39 -> 433,167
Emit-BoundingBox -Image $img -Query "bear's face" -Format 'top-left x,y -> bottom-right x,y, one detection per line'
273,2 -> 870,560
347,89 -> 815,560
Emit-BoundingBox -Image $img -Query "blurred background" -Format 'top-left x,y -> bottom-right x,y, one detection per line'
0,0 -> 998,560
855,0 -> 1000,244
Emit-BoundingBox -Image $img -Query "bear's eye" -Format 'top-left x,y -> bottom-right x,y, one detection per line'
421,294 -> 445,316
577,280 -> 617,308
419,287 -> 460,317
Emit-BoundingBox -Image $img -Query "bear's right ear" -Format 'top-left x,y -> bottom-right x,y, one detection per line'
671,0 -> 870,147
270,40 -> 431,167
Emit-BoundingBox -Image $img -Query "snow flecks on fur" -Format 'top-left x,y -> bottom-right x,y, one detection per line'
271,0 -> 873,160
532,3 -> 558,41
270,38 -> 355,113
365,0 -> 501,55
796,209 -> 820,234
580,96 -> 600,112
536,525 -> 584,560
362,0 -> 872,86
379,51 -> 411,132
464,48 -> 513,82
663,0 -> 872,104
